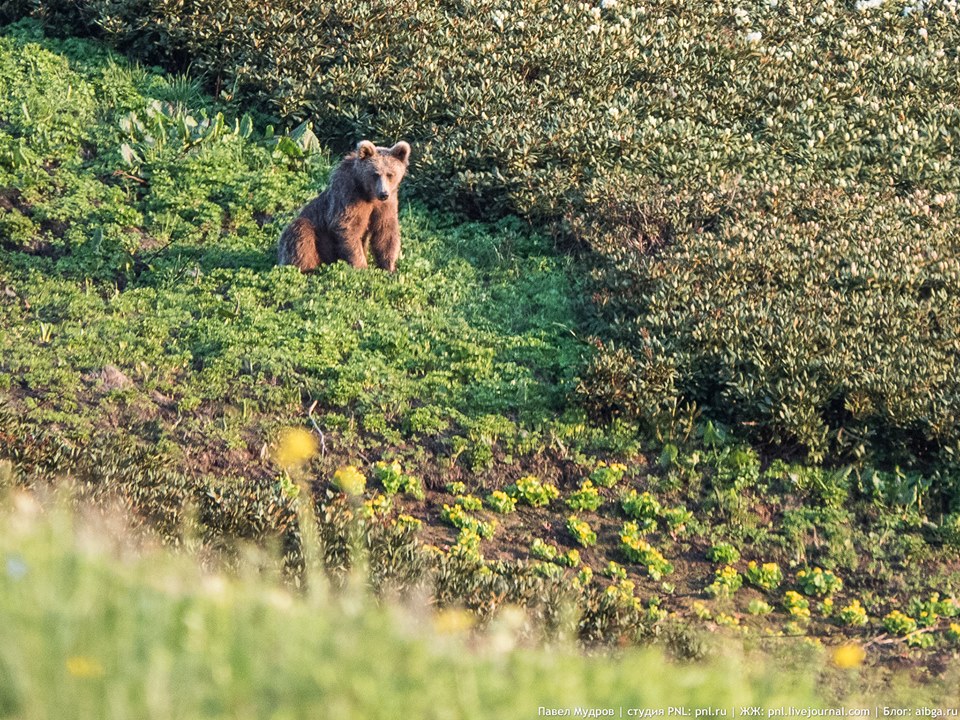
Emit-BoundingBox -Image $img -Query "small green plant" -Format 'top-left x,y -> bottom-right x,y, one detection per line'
744,561 -> 783,592
748,599 -> 773,616
940,513 -> 960,550
449,527 -> 484,564
440,504 -> 495,539
530,537 -> 580,567
621,489 -> 661,521
589,462 -> 627,489
882,610 -> 918,637
947,623 -> 960,644
446,481 -> 467,495
907,633 -> 936,649
508,476 -> 560,508
360,493 -> 392,519
714,613 -> 740,628
567,516 -> 598,548
837,600 -> 869,627
604,561 -> 627,580
566,479 -> 603,512
277,472 -> 300,500
706,543 -> 741,565
783,591 -> 811,619
373,461 -> 424,499
712,446 -> 761,490
603,580 -> 642,612
662,506 -> 694,535
705,566 -> 743,599
796,567 -> 843,597
485,490 -> 517,514
620,522 -> 673,580
530,538 -> 557,562
576,566 -> 593,587
394,514 -> 422,532
534,561 -> 565,580
455,494 -> 483,512
907,593 -> 956,628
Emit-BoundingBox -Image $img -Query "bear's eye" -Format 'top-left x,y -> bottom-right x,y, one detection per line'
386,172 -> 395,180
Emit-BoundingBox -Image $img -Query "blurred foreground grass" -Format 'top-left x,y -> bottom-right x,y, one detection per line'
0,487 -> 831,720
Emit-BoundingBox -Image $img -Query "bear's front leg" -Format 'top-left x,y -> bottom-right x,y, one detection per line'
336,230 -> 369,269
369,207 -> 401,272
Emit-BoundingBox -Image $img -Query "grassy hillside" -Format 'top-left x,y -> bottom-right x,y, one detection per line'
2,18 -> 960,702
17,0 -> 960,466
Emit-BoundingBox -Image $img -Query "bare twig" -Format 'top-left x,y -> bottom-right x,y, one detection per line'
307,400 -> 327,456
112,169 -> 147,185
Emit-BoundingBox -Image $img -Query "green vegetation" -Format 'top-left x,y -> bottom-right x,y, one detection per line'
744,562 -> 784,593
707,543 -> 741,565
565,479 -> 603,512
0,498 -> 840,719
706,566 -> 743,599
16,0 -> 960,471
3,12 -> 960,703
507,476 -> 561,508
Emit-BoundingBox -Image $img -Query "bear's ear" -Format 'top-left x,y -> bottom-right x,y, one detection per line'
389,141 -> 411,165
356,140 -> 377,160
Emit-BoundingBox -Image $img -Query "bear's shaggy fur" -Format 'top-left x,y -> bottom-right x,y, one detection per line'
278,140 -> 411,272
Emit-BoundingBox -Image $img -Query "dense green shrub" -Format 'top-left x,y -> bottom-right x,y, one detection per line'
585,183 -> 960,467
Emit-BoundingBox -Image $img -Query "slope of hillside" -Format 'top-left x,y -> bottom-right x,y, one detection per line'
2,20 -> 960,688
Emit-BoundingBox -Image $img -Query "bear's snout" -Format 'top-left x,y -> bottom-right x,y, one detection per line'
378,190 -> 390,201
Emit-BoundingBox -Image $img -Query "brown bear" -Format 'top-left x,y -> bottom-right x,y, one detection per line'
277,140 -> 411,273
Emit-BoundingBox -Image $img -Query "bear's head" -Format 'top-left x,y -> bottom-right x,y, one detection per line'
354,140 -> 411,202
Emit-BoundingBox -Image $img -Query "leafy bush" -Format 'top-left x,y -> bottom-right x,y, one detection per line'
604,561 -> 627,581
620,490 -> 661,522
706,543 -> 741,565
485,490 -> 517,515
662,506 -> 694,535
507,476 -> 560,508
566,516 -> 597,548
441,504 -> 495,540
938,512 -> 960,549
744,562 -> 783,592
796,568 -> 843,598
783,591 -> 811,620
882,610 -> 918,637
619,522 -> 673,580
837,600 -> 869,628
455,495 -> 484,512
588,462 -> 627,489
566,479 -> 603,512
373,461 -> 424,499
705,566 -> 742,599
531,538 -> 579,568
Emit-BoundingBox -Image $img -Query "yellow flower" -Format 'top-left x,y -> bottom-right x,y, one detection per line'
272,427 -> 318,469
947,622 -> 960,642
66,656 -> 104,678
332,465 -> 366,496
831,643 -> 866,669
434,608 -> 475,634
